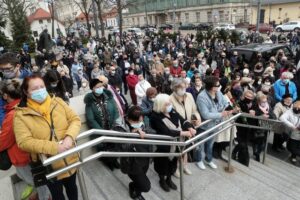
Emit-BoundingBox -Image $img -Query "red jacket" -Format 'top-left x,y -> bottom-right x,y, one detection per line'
0,99 -> 30,166
170,66 -> 182,78
126,74 -> 138,90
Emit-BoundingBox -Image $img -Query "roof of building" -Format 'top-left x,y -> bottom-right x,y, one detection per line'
252,0 -> 300,5
27,8 -> 62,24
232,43 -> 288,52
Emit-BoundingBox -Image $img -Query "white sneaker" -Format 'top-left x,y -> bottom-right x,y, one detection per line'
205,161 -> 217,169
173,168 -> 180,178
183,167 -> 192,175
196,161 -> 206,170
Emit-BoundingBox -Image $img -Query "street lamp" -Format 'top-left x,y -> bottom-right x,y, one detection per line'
173,0 -> 177,30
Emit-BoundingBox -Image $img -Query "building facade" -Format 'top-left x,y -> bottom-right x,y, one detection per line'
250,0 -> 300,25
124,0 -> 252,27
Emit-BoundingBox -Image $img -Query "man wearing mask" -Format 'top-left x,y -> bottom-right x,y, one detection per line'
108,66 -> 122,90
0,53 -> 32,126
274,72 -> 297,102
148,69 -> 164,93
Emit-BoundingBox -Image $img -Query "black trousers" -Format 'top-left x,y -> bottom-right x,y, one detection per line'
128,165 -> 151,195
47,172 -> 78,200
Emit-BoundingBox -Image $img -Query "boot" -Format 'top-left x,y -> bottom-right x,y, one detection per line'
159,176 -> 170,192
166,176 -> 177,190
129,182 -> 138,199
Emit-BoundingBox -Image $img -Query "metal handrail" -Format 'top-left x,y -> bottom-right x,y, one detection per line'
41,112 -> 283,200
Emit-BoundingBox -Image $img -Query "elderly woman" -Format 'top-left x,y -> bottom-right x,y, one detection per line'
84,78 -> 121,170
272,94 -> 293,152
280,100 -> 300,164
196,76 -> 233,170
150,94 -> 196,192
140,87 -> 157,127
273,72 -> 297,102
13,75 -> 81,200
252,92 -> 275,162
170,78 -> 200,176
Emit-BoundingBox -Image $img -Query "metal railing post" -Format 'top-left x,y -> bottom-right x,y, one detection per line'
179,153 -> 184,200
262,130 -> 270,164
77,168 -> 89,200
225,124 -> 234,173
77,151 -> 89,200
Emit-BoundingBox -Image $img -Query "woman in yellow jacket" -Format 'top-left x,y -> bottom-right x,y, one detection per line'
13,75 -> 81,200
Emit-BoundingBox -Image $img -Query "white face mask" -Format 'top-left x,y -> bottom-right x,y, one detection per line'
176,89 -> 185,97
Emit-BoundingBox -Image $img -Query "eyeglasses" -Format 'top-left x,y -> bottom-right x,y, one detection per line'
0,65 -> 15,73
214,84 -> 220,88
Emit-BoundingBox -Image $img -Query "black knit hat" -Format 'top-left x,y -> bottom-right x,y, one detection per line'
282,93 -> 292,99
89,79 -> 102,90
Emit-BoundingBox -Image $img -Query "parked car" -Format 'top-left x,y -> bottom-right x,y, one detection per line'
106,26 -> 114,30
144,27 -> 158,33
159,24 -> 173,30
179,23 -> 195,30
126,28 -> 143,37
276,21 -> 300,32
231,43 -> 295,64
109,28 -> 119,34
196,23 -> 213,30
250,23 -> 273,33
214,23 -> 235,31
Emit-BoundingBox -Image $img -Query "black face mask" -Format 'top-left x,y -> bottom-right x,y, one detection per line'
293,108 -> 300,114
244,98 -> 252,104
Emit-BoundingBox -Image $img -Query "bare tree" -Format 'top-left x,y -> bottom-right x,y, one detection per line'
108,0 -> 137,39
75,0 -> 93,37
94,0 -> 106,38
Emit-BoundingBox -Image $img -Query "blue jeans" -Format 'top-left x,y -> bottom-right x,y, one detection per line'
194,129 -> 215,163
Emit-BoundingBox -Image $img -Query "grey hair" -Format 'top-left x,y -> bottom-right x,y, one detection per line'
171,78 -> 186,91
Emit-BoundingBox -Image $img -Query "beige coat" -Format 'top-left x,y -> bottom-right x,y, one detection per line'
170,92 -> 199,122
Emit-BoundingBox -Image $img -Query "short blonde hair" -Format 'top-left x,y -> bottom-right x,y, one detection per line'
153,94 -> 170,113
256,91 -> 267,103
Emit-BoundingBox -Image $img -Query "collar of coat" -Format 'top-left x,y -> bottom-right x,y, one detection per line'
15,96 -> 58,117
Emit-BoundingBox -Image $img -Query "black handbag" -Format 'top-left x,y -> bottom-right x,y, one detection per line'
0,150 -> 12,170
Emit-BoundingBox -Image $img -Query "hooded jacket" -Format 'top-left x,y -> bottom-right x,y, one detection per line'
0,99 -> 30,167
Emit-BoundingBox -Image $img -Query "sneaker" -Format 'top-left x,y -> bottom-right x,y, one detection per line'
129,182 -> 138,198
173,168 -> 180,178
205,160 -> 217,169
196,161 -> 206,170
183,167 -> 192,175
21,185 -> 34,200
291,157 -> 297,164
134,195 -> 145,200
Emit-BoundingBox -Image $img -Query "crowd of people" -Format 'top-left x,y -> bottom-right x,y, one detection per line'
0,28 -> 300,200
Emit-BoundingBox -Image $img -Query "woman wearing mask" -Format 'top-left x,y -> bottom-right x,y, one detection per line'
170,78 -> 200,176
84,79 -> 121,170
140,87 -> 157,127
252,92 -> 275,162
272,94 -> 293,152
135,74 -> 151,106
150,94 -> 196,192
280,101 -> 300,164
0,79 -> 50,200
14,75 -> 81,200
126,68 -> 139,105
115,106 -> 151,200
43,70 -> 69,102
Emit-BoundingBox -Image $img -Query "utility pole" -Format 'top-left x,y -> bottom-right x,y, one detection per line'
173,0 -> 176,30
145,0 -> 148,26
51,1 -> 55,38
92,0 -> 100,38
256,0 -> 261,32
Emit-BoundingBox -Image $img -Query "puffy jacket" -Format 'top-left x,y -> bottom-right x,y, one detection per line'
84,90 -> 119,130
14,97 -> 81,180
273,79 -> 297,102
0,99 -> 30,166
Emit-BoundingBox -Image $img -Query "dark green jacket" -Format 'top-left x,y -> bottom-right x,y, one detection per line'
84,90 -> 119,130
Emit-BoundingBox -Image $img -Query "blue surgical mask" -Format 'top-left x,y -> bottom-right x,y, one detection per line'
282,79 -> 289,84
95,87 -> 104,95
31,88 -> 48,103
131,121 -> 144,129
166,104 -> 173,113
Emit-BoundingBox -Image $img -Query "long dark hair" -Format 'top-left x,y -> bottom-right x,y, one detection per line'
43,70 -> 68,101
19,75 -> 44,107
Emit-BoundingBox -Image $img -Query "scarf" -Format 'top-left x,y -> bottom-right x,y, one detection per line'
27,95 -> 52,123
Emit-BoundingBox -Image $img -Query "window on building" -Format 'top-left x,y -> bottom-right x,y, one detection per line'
39,20 -> 43,24
196,12 -> 200,23
137,17 -> 140,26
207,11 -> 212,23
144,17 -> 147,24
47,19 -> 51,23
185,13 -> 189,22
132,18 -> 135,25
278,8 -> 282,19
298,6 -> 300,18
219,11 -> 224,22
